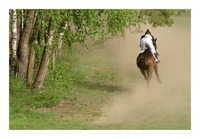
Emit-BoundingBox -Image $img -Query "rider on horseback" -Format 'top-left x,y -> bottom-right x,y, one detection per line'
140,29 -> 160,63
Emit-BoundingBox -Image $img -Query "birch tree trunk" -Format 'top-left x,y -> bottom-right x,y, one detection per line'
9,9 -> 18,73
11,9 -> 18,59
16,10 -> 35,78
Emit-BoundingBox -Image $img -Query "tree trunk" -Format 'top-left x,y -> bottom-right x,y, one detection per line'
20,9 -> 24,32
27,43 -> 35,87
11,9 -> 18,59
9,9 -> 18,74
17,9 -> 25,51
51,50 -> 56,70
27,12 -> 39,87
16,10 -> 35,78
32,27 -> 56,88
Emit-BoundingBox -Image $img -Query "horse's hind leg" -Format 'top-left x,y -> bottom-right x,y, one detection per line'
154,65 -> 162,84
140,69 -> 147,81
147,68 -> 153,85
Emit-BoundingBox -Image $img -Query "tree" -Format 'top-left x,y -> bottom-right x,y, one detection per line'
32,18 -> 57,88
16,10 -> 36,78
27,11 -> 39,87
137,9 -> 187,27
9,9 -> 187,89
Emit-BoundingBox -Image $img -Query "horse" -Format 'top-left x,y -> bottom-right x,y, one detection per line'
136,38 -> 162,85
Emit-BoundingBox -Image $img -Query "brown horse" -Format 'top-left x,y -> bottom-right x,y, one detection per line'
136,42 -> 162,85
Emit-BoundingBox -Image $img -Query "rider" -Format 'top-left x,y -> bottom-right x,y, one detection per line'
140,29 -> 160,63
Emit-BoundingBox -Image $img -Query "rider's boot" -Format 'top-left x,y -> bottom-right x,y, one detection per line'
153,53 -> 160,63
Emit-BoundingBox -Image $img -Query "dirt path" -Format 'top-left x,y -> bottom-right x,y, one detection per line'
93,13 -> 191,128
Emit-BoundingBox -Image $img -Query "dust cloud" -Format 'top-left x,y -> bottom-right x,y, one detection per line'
94,13 -> 191,128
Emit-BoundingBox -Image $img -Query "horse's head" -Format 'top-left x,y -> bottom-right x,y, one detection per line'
145,29 -> 151,35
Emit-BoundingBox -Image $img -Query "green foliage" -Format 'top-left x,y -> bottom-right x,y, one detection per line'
31,9 -> 186,51
105,9 -> 138,36
47,62 -> 74,90
138,9 -> 187,27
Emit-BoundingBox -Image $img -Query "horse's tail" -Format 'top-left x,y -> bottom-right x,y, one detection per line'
137,57 -> 148,69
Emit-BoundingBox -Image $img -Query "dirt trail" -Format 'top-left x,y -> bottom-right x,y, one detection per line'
94,13 -> 191,128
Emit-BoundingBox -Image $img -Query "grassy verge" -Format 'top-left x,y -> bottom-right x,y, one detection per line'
9,47 -> 126,129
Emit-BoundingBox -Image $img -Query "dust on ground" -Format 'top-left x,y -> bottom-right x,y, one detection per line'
93,13 -> 191,128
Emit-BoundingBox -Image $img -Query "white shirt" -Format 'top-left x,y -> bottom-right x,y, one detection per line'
140,34 -> 156,54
